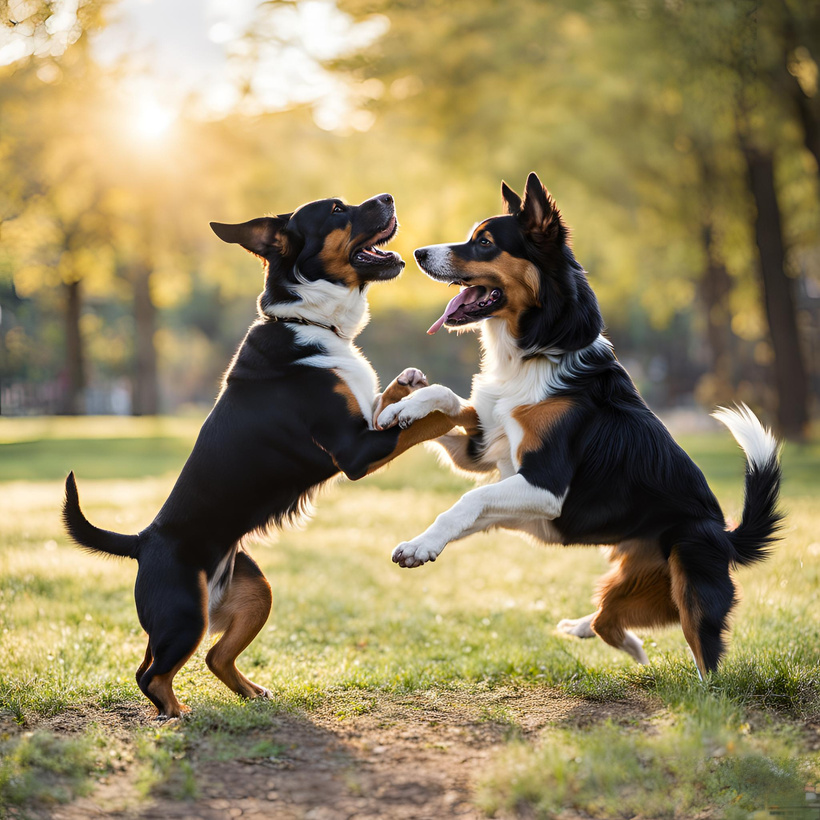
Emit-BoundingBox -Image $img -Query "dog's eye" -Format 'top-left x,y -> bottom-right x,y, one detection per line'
478,236 -> 491,246
332,203 -> 346,213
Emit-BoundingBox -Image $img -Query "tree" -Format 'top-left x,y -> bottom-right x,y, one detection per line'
323,0 -> 818,435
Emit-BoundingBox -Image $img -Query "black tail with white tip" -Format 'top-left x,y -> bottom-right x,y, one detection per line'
712,405 -> 783,567
63,472 -> 140,559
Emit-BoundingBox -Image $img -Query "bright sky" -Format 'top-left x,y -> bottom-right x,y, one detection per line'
1,0 -> 389,130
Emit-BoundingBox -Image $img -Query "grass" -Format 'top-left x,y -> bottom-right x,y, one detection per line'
478,709 -> 813,819
0,728 -> 109,810
1,414 -> 819,816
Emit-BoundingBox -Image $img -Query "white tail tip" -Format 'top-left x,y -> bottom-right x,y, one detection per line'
712,403 -> 779,469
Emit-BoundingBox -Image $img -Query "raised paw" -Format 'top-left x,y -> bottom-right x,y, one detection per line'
557,615 -> 597,639
377,385 -> 451,430
373,367 -> 429,428
392,539 -> 440,568
396,367 -> 428,389
377,399 -> 414,431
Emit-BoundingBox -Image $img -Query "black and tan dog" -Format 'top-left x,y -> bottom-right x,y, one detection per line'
377,174 -> 782,678
63,192 -> 468,717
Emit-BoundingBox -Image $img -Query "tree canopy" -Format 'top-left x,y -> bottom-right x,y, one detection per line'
1,0 -> 817,433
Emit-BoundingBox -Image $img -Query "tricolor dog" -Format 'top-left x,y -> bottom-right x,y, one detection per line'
63,192 -> 459,717
377,173 -> 782,677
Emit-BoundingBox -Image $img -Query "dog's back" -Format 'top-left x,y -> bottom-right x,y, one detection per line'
384,172 -> 782,678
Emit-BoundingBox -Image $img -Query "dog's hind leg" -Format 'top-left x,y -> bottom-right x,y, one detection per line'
206,551 -> 272,700
135,641 -> 152,687
668,525 -> 737,678
556,613 -> 597,639
136,568 -> 208,718
578,550 -> 679,664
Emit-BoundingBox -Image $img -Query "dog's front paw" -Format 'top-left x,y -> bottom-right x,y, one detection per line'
392,538 -> 440,568
396,367 -> 427,389
377,398 -> 415,430
377,385 -> 458,430
373,367 -> 428,428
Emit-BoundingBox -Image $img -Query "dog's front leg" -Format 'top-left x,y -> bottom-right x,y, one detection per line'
314,410 -> 464,482
377,384 -> 471,431
433,432 -> 497,474
392,474 -> 565,568
372,367 -> 428,428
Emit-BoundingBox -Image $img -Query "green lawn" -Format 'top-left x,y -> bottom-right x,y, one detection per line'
1,415 -> 818,818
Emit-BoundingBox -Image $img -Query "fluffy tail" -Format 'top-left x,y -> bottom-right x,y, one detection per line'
63,472 -> 140,559
712,404 -> 783,567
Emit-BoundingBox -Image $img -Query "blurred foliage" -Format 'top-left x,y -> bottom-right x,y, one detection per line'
0,0 -> 818,418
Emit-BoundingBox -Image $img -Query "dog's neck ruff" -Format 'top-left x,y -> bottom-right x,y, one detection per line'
264,274 -> 370,341
479,320 -> 613,397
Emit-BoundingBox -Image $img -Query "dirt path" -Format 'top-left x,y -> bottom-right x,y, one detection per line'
38,689 -> 654,820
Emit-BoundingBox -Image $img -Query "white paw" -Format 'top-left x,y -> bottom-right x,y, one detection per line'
377,385 -> 459,430
376,400 -> 404,430
377,395 -> 425,430
392,538 -> 441,568
557,616 -> 596,639
621,631 -> 649,665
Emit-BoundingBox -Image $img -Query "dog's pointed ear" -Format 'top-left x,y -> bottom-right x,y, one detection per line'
210,214 -> 293,258
501,180 -> 522,215
519,172 -> 564,240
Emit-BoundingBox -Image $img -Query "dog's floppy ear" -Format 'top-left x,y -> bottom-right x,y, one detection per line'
519,172 -> 565,241
210,214 -> 293,258
501,180 -> 522,215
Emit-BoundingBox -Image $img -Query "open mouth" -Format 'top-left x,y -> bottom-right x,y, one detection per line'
427,284 -> 504,334
351,216 -> 402,268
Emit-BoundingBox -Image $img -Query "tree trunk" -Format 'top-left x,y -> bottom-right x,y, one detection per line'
62,278 -> 85,415
741,145 -> 809,439
131,262 -> 159,416
698,222 -> 735,393
777,0 -> 820,170
792,80 -> 820,170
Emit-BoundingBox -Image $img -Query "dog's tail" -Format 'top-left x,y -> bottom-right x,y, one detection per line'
63,471 -> 140,559
712,405 -> 783,567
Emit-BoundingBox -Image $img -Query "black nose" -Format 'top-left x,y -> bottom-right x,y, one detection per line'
414,248 -> 428,262
377,193 -> 393,206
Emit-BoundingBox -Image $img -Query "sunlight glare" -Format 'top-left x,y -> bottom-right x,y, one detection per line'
132,95 -> 176,141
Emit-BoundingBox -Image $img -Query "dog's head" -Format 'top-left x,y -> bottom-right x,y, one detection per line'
416,173 -> 602,354
211,193 -> 404,313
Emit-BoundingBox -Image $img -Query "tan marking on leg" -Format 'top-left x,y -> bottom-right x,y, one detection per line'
512,397 -> 575,461
136,641 -> 152,686
147,664 -> 193,719
587,543 -> 679,664
319,226 -> 359,287
668,550 -> 706,676
207,557 -> 273,699
364,405 -> 480,476
145,570 -> 208,718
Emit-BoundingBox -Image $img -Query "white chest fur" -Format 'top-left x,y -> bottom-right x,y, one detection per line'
472,322 -> 608,474
267,279 -> 379,428
294,326 -> 379,428
473,376 -> 546,476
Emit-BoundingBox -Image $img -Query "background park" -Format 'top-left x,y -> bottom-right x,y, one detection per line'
1,0 -> 819,817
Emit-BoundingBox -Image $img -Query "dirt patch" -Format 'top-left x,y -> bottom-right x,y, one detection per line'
38,688 -> 654,820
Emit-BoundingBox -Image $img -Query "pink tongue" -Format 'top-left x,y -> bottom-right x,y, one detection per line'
427,288 -> 476,335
